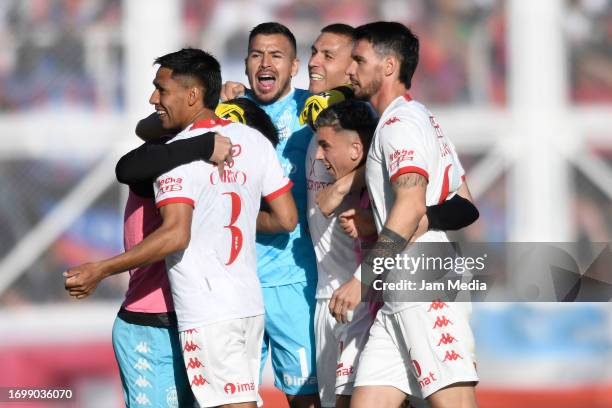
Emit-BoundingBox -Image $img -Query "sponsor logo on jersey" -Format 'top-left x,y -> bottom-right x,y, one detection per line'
283,374 -> 318,387
442,350 -> 463,362
209,169 -> 247,185
437,333 -> 457,346
412,359 -> 422,377
336,363 -> 354,378
306,178 -> 333,192
418,371 -> 437,389
433,316 -> 453,329
156,176 -> 183,197
231,144 -> 242,158
388,149 -> 414,172
224,382 -> 255,394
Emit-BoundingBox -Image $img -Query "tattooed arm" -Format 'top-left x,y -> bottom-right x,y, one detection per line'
385,172 -> 428,242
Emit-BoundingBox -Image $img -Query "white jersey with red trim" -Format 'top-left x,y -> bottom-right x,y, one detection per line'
305,137 -> 362,299
153,118 -> 292,331
365,95 -> 465,313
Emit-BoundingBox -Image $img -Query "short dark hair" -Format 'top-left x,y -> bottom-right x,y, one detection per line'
249,22 -> 297,56
321,23 -> 355,41
354,22 -> 419,89
223,98 -> 279,147
154,48 -> 221,109
315,99 -> 378,150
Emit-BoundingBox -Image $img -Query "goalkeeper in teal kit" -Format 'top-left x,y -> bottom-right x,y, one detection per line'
236,22 -> 320,407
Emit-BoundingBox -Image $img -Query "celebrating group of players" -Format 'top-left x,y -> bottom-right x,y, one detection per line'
64,20 -> 480,408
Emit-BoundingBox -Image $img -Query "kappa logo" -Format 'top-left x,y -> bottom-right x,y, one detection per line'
186,357 -> 203,370
433,316 -> 453,329
191,374 -> 209,387
442,350 -> 463,362
183,328 -> 198,334
135,392 -> 152,406
135,341 -> 151,354
437,333 -> 457,346
134,358 -> 152,371
383,116 -> 400,127
428,301 -> 448,312
135,375 -> 152,388
183,341 -> 201,352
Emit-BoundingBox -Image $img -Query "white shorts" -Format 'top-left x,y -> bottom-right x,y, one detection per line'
179,315 -> 264,407
315,299 -> 374,407
354,302 -> 478,399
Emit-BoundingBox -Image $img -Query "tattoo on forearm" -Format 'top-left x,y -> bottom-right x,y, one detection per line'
392,173 -> 427,190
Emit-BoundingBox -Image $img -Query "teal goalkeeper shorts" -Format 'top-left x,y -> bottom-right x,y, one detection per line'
112,315 -> 194,407
260,280 -> 319,395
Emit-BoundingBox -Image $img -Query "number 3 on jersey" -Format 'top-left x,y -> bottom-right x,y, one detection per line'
223,192 -> 243,265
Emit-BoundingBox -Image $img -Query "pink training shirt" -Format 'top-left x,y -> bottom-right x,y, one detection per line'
122,190 -> 174,313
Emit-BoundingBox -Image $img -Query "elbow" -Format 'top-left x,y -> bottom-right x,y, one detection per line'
174,231 -> 191,251
414,202 -> 427,222
166,228 -> 190,252
279,211 -> 298,233
467,206 -> 480,226
115,158 -> 129,184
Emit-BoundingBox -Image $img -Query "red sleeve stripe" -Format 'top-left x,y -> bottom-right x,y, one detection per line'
156,197 -> 195,209
390,166 -> 429,183
264,181 -> 294,202
461,174 -> 466,182
437,164 -> 452,204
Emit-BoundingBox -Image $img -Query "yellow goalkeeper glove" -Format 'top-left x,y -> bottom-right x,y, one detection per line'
299,84 -> 354,130
215,102 -> 246,124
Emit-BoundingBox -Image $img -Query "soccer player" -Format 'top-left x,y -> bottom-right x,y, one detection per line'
65,48 -> 297,408
226,23 -> 321,408
345,22 -> 479,408
64,99 -> 278,408
304,24 -> 480,408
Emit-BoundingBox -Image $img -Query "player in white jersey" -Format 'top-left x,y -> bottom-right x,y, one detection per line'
66,48 -> 297,408
346,23 -> 479,408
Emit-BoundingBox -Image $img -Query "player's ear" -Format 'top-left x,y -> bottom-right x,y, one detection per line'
291,57 -> 299,78
384,55 -> 397,78
187,86 -> 201,107
351,141 -> 363,161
